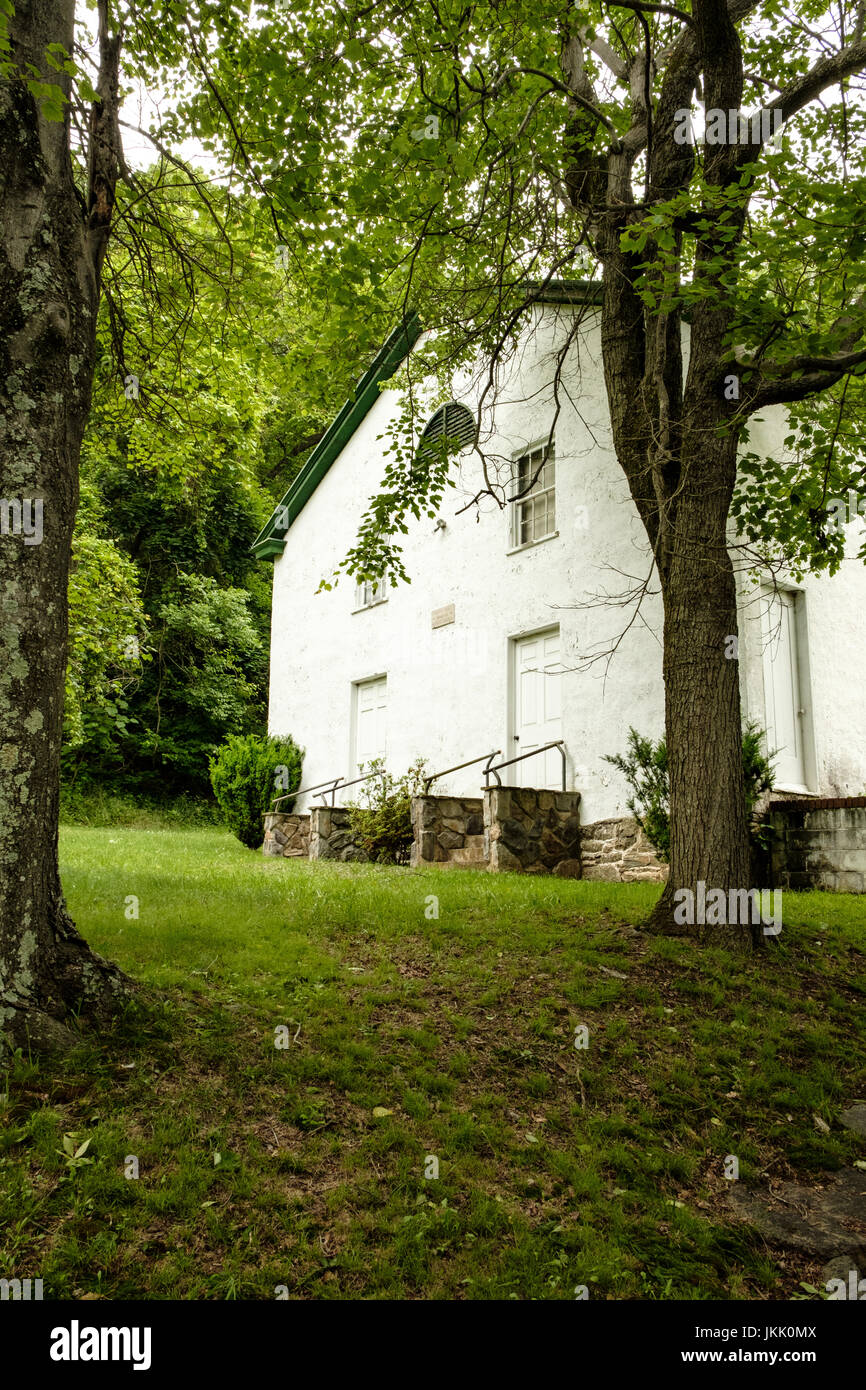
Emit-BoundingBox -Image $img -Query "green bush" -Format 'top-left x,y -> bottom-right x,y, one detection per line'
347,758 -> 427,865
603,723 -> 776,863
209,733 -> 303,849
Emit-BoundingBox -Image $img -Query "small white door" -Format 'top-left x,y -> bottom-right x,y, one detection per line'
513,629 -> 563,788
355,676 -> 387,773
762,591 -> 807,788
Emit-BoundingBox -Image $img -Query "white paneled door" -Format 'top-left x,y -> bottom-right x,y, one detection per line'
513,629 -> 563,788
762,591 -> 807,789
354,676 -> 387,774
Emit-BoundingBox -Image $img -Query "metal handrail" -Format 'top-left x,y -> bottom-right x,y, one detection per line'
271,764 -> 391,814
270,776 -> 342,814
483,740 -> 567,792
321,766 -> 388,805
423,749 -> 502,794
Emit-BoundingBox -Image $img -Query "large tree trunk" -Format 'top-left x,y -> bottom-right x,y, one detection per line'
599,274 -> 757,946
0,0 -> 132,1052
646,423 -> 756,947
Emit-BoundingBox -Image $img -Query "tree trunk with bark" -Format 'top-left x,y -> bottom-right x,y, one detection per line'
645,418 -> 756,944
0,0 -> 132,1052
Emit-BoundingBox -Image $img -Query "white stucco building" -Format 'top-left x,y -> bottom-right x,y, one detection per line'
254,285 -> 866,824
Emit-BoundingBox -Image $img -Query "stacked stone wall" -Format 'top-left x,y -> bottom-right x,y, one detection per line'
262,812 -> 310,858
485,787 -> 582,874
410,796 -> 486,867
579,818 -> 667,883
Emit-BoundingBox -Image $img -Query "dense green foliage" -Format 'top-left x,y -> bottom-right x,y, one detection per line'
209,732 -> 304,848
346,759 -> 428,865
604,725 -> 776,863
62,174 -> 397,804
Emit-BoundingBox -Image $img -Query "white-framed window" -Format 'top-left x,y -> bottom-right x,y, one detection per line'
354,576 -> 388,610
510,441 -> 556,547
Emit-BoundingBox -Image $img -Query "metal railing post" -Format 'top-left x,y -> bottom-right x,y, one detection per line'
482,740 -> 568,789
423,749 -> 502,794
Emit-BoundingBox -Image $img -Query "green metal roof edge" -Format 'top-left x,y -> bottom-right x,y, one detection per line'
528,277 -> 604,304
251,311 -> 423,559
252,283 -> 603,560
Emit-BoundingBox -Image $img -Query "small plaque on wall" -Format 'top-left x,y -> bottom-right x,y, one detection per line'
431,604 -> 455,628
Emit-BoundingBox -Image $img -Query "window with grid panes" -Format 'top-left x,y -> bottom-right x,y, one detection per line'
355,576 -> 387,609
511,443 -> 555,546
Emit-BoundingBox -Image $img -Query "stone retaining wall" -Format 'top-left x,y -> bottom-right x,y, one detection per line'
485,787 -> 582,874
262,811 -> 310,858
579,817 -> 668,882
309,806 -> 370,863
410,796 -> 486,867
769,799 -> 866,893
262,795 -> 672,885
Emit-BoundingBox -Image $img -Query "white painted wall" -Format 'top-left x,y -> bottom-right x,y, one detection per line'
268,305 -> 866,819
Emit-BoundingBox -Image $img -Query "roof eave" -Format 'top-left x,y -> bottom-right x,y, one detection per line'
252,311 -> 423,560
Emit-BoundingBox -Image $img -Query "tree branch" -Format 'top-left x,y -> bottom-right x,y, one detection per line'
84,0 -> 123,290
516,66 -> 617,134
737,38 -> 866,168
747,294 -> 866,409
610,1 -> 697,28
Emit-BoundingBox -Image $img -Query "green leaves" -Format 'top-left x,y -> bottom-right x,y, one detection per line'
57,1134 -> 95,1172
209,732 -> 304,849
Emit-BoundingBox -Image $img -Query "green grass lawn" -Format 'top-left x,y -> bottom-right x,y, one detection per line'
1,826 -> 864,1300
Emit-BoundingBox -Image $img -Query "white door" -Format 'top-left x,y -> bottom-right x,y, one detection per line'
762,591 -> 807,789
513,629 -> 563,788
354,676 -> 387,774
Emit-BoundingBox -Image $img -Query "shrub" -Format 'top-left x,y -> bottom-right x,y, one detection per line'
209,733 -> 303,849
603,723 -> 776,863
347,758 -> 427,865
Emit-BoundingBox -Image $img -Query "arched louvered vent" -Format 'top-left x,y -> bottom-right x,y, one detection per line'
418,402 -> 476,457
